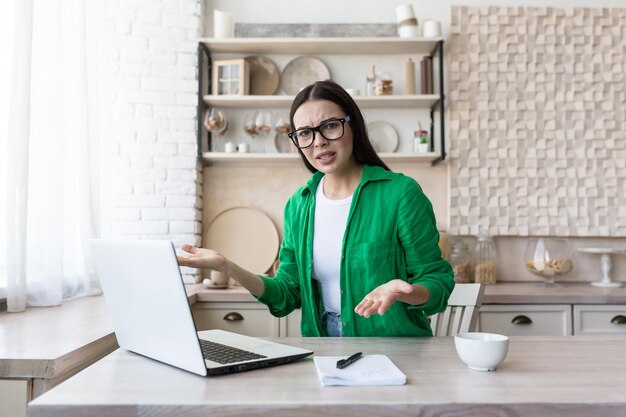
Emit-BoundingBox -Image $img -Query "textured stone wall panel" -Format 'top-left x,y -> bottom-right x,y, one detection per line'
448,6 -> 626,237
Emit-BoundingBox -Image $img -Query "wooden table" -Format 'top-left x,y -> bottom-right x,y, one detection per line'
29,336 -> 626,417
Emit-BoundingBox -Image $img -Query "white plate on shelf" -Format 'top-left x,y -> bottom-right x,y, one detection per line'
274,132 -> 298,153
280,56 -> 330,95
204,207 -> 279,275
366,121 -> 399,153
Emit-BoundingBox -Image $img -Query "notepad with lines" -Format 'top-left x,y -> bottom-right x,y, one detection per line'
313,355 -> 407,386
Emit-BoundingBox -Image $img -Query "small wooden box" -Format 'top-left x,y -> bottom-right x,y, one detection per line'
211,59 -> 250,95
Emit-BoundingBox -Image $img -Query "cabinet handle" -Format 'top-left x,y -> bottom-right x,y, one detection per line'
610,315 -> 626,325
511,315 -> 532,325
223,312 -> 244,322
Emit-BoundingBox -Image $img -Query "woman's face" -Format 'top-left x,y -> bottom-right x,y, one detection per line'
292,99 -> 357,176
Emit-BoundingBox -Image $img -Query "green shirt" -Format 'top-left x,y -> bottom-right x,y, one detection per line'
256,165 -> 454,337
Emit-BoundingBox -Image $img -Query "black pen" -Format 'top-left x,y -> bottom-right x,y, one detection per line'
336,352 -> 363,369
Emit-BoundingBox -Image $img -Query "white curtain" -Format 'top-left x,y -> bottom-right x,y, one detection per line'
0,0 -> 109,312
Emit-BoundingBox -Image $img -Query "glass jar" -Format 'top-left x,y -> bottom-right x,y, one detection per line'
450,240 -> 472,283
413,130 -> 429,153
474,232 -> 497,285
373,71 -> 393,95
438,229 -> 450,261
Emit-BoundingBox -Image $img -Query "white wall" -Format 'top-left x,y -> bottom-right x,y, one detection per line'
108,0 -> 204,281
208,0 -> 626,35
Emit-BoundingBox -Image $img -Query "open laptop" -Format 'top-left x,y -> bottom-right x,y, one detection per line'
91,239 -> 313,376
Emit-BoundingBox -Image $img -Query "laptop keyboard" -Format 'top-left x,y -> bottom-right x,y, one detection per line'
199,339 -> 267,364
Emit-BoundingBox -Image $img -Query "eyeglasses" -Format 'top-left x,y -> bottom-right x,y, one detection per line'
287,116 -> 351,149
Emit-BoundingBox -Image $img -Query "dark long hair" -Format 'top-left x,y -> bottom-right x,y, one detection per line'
289,80 -> 390,173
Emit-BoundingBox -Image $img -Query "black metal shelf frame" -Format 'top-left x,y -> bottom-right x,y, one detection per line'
429,40 -> 445,164
197,42 -> 212,159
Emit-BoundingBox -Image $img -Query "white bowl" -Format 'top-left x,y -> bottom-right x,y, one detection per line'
454,332 -> 509,371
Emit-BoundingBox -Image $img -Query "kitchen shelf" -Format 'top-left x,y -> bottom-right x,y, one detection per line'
202,152 -> 440,167
197,36 -> 446,163
203,94 -> 441,109
199,37 -> 443,55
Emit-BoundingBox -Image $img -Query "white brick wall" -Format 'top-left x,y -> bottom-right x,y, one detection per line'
108,0 -> 204,282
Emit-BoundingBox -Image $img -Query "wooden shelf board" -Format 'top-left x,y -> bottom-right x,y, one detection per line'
203,95 -> 440,109
202,152 -> 440,166
200,37 -> 443,55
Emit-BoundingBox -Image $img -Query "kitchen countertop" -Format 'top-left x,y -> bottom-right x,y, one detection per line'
481,282 -> 626,304
194,284 -> 257,302
29,336 -> 626,417
191,282 -> 626,305
0,295 -> 117,380
0,286 -> 207,381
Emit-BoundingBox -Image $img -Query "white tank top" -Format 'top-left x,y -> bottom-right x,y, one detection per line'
312,176 -> 353,314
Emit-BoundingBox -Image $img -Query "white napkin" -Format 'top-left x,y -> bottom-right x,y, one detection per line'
313,355 -> 407,386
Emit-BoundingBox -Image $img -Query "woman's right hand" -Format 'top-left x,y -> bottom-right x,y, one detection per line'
176,244 -> 227,271
177,244 -> 266,297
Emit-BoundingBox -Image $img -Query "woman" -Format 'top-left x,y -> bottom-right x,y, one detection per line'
178,80 -> 454,337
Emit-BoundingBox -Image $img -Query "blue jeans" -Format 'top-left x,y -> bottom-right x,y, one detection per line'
322,311 -> 343,337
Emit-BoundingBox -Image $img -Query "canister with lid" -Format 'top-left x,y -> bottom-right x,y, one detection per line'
474,231 -> 497,285
450,240 -> 472,283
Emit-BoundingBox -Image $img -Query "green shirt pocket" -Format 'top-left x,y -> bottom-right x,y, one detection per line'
349,240 -> 397,289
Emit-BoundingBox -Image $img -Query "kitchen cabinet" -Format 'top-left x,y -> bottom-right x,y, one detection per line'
192,302 -> 302,337
280,308 -> 302,337
477,283 -> 626,336
196,37 -> 446,165
479,303 -> 626,336
193,300 -> 626,337
191,284 -> 626,337
573,304 -> 626,335
478,304 -> 573,336
192,302 -> 280,337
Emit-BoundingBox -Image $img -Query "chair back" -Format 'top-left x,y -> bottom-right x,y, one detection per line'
430,283 -> 485,336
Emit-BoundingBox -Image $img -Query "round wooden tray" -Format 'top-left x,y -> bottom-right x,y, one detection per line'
205,207 -> 279,275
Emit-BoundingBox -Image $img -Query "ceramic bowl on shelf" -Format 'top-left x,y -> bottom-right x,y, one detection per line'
244,55 -> 280,95
454,332 -> 509,372
524,238 -> 573,284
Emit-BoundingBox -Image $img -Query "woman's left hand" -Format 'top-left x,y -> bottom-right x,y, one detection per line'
354,279 -> 414,318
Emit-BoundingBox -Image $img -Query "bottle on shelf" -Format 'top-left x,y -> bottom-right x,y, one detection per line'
474,230 -> 498,285
365,65 -> 375,96
450,239 -> 472,283
404,58 -> 416,95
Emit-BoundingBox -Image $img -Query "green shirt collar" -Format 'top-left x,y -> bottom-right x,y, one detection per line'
300,164 -> 392,196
